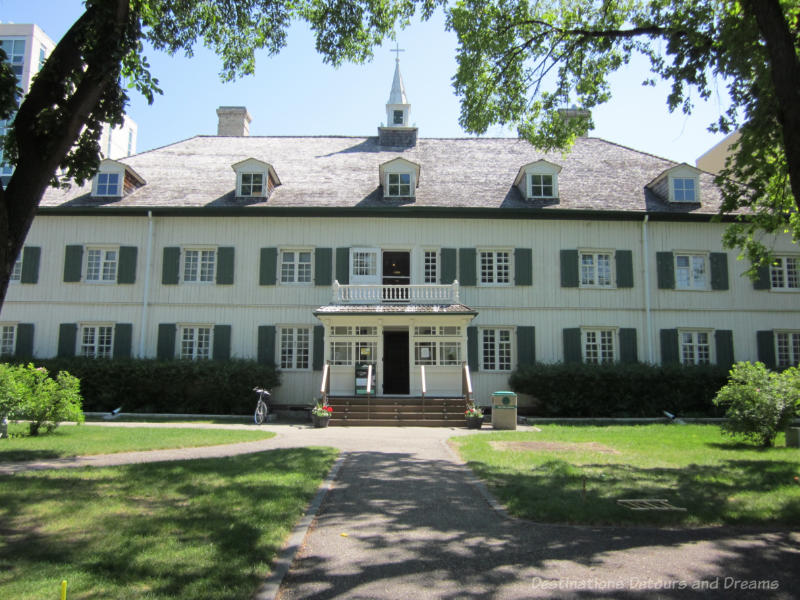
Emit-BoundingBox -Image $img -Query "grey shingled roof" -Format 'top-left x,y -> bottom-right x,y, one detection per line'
39,135 -> 723,214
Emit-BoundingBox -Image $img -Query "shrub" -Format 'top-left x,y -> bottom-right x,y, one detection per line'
0,363 -> 85,435
713,362 -> 799,447
5,358 -> 281,415
509,362 -> 729,417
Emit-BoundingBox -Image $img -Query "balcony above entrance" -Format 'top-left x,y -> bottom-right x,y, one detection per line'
331,280 -> 459,305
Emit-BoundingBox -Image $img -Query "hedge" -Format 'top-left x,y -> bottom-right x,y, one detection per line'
509,362 -> 730,418
3,358 -> 281,415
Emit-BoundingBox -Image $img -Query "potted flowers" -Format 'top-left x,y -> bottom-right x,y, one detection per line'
464,404 -> 484,430
311,402 -> 333,428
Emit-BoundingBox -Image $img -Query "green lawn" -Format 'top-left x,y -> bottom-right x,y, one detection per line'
453,424 -> 800,526
0,448 -> 338,600
0,423 -> 275,463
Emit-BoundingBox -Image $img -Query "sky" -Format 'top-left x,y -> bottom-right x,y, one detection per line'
1,1 -> 733,164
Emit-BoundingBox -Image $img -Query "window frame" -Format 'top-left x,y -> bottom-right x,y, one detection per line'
279,249 -> 313,285
678,329 -> 713,366
179,324 -> 213,360
85,246 -> 119,283
581,327 -> 618,364
480,327 -> 513,372
182,247 -> 217,284
776,331 -> 800,368
79,323 -> 114,359
95,172 -> 121,197
328,326 -> 379,366
238,171 -> 265,197
423,249 -> 439,284
0,324 -> 16,357
478,249 -> 512,287
769,256 -> 799,291
278,326 -> 312,371
385,172 -> 413,197
10,254 -> 22,282
670,177 -> 697,203
579,250 -> 614,288
674,252 -> 709,291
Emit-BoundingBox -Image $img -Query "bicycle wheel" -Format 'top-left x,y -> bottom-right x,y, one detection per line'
254,400 -> 268,425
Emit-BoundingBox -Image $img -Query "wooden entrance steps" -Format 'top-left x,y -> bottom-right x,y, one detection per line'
327,396 -> 467,427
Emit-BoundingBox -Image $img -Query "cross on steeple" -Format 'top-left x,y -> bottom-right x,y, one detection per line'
391,41 -> 405,61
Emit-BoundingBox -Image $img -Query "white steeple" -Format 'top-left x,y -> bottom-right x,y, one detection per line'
385,43 -> 410,128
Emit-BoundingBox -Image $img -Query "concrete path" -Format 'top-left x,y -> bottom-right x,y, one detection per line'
3,423 -> 799,598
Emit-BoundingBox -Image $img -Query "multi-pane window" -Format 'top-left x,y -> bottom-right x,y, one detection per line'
86,248 -> 118,282
529,174 -> 554,198
330,341 -> 353,366
239,173 -> 263,196
96,172 -> 120,196
280,327 -> 310,370
414,341 -> 437,366
583,329 -> 616,364
180,326 -> 211,360
481,328 -> 512,371
10,255 -> 22,282
183,249 -> 216,283
0,325 -> 15,357
680,331 -> 711,365
352,251 -> 378,277
480,251 -> 511,285
675,254 -> 707,290
777,332 -> 800,368
672,177 -> 696,202
424,250 -> 438,284
0,118 -> 12,176
580,252 -> 612,287
80,325 -> 113,359
280,250 -> 312,284
0,39 -> 25,78
329,326 -> 378,366
387,173 -> 411,196
770,257 -> 799,290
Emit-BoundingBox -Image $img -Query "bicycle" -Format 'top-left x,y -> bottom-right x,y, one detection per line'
253,387 -> 271,425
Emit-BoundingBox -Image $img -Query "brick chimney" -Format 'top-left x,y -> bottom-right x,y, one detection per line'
216,106 -> 252,137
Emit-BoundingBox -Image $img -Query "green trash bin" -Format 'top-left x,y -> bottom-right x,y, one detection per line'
491,391 -> 517,430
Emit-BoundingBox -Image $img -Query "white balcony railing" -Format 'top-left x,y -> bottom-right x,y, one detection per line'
332,280 -> 460,305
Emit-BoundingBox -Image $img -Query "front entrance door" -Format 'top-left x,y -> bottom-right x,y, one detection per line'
382,330 -> 409,394
383,251 -> 410,302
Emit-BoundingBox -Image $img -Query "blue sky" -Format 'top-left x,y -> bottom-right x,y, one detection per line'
2,1 -> 732,164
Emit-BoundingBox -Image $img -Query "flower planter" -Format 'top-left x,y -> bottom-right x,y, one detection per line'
466,416 -> 483,430
312,414 -> 331,428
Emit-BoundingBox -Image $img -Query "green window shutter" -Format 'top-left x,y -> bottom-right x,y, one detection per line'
259,247 -> 277,286
335,247 -> 350,284
516,326 -> 535,367
753,265 -> 771,290
459,248 -> 476,286
715,330 -> 734,369
615,250 -> 634,288
63,245 -> 83,282
560,250 -> 579,288
216,247 -> 235,285
660,329 -> 679,365
619,328 -> 638,363
563,328 -> 582,363
258,325 -> 276,366
514,248 -> 533,286
113,323 -> 133,359
440,248 -> 457,284
710,252 -> 729,290
162,247 -> 180,285
117,246 -> 138,284
213,325 -> 232,360
58,323 -> 77,357
656,252 -> 675,289
467,326 -> 478,371
15,323 -> 34,359
315,248 -> 332,286
20,246 -> 41,284
312,325 -> 325,370
157,323 -> 176,360
756,330 -> 776,369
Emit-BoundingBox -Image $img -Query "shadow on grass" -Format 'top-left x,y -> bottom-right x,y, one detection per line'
0,448 -> 337,600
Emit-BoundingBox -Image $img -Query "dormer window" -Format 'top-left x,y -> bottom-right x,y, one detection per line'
96,172 -> 120,196
647,164 -> 702,204
672,177 -> 696,202
379,157 -> 420,199
231,158 -> 280,200
515,159 -> 562,200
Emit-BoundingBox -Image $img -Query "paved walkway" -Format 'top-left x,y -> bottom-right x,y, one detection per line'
3,423 -> 799,598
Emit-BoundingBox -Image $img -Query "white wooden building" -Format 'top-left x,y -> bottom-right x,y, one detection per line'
1,61 -> 798,407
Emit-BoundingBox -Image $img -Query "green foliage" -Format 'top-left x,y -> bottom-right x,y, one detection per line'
0,363 -> 84,435
5,358 -> 281,415
509,362 -> 729,417
713,361 -> 799,447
